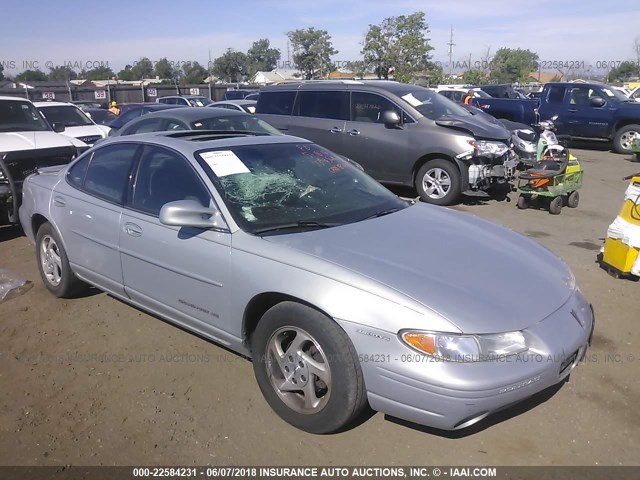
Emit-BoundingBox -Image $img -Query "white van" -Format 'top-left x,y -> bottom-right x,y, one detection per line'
34,101 -> 110,146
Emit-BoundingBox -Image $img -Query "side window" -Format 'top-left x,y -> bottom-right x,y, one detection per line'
547,86 -> 566,104
81,144 -> 139,204
122,118 -> 165,135
296,91 -> 349,120
131,146 -> 211,216
257,91 -> 297,115
351,92 -> 401,123
569,87 -> 591,106
165,120 -> 188,131
157,98 -> 168,104
66,154 -> 91,188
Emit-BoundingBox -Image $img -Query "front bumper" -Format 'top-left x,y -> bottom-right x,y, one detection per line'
338,289 -> 593,431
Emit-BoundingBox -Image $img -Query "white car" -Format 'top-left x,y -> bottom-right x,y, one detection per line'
208,100 -> 257,114
628,86 -> 640,102
34,101 -> 110,146
433,86 -> 492,103
0,96 -> 88,224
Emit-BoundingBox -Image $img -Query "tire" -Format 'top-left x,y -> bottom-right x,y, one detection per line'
613,124 -> 640,154
415,159 -> 462,206
35,222 -> 86,298
567,190 -> 580,208
549,196 -> 563,215
517,194 -> 529,210
251,301 -> 368,434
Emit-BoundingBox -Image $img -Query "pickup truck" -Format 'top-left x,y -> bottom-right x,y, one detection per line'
475,82 -> 640,153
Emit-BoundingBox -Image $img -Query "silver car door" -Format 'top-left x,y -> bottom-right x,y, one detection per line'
51,143 -> 141,295
119,144 -> 232,334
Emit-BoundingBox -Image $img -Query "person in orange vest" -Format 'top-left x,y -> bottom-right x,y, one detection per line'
463,89 -> 475,105
108,101 -> 121,115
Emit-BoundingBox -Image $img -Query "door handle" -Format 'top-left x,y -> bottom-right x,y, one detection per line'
348,129 -> 360,136
567,109 -> 577,113
124,222 -> 142,237
53,196 -> 65,207
329,127 -> 343,133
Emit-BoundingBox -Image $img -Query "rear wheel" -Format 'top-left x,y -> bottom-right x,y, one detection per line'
35,222 -> 86,298
613,124 -> 640,154
251,302 -> 368,434
415,159 -> 461,206
549,196 -> 563,215
567,191 -> 580,208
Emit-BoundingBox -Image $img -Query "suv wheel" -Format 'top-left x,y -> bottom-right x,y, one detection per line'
613,124 -> 640,154
416,159 -> 461,206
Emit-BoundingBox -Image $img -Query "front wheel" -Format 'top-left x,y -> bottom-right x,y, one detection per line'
549,196 -> 563,215
251,302 -> 368,434
613,124 -> 640,154
35,222 -> 86,298
567,191 -> 580,208
415,159 -> 462,206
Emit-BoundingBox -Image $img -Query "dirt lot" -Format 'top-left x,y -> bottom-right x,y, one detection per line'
1,146 -> 639,467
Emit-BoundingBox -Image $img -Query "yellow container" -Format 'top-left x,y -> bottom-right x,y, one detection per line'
602,238 -> 640,274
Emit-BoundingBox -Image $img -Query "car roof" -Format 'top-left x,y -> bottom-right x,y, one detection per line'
33,101 -> 79,107
137,106 -> 250,121
100,130 -> 311,156
161,95 -> 209,99
211,100 -> 257,105
0,96 -> 33,102
261,80 -> 428,95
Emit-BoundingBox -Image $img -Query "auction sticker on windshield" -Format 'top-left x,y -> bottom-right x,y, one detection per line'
401,93 -> 422,107
200,150 -> 250,177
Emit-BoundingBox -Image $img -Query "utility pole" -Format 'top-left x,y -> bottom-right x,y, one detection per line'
447,25 -> 455,77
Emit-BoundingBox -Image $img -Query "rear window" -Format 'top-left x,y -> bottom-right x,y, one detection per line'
257,91 -> 297,116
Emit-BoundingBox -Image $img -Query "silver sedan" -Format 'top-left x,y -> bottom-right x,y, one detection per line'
19,131 -> 594,433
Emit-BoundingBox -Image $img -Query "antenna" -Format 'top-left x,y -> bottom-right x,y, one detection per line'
447,25 -> 455,76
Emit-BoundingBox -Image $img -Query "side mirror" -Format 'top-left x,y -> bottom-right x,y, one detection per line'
590,96 -> 606,108
381,110 -> 401,128
52,122 -> 65,133
159,200 -> 227,230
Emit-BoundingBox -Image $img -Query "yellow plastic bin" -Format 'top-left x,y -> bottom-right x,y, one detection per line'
602,238 -> 639,274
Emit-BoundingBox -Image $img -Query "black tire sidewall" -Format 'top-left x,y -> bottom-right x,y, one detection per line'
251,301 -> 366,434
567,191 -> 579,208
416,159 -> 462,206
549,196 -> 563,214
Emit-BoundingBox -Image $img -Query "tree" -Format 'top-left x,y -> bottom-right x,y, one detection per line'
154,58 -> 178,81
82,65 -> 115,80
489,48 -> 539,83
287,27 -> 337,80
48,66 -> 78,81
247,39 -> 281,77
119,57 -> 154,81
607,61 -> 639,83
345,60 -> 368,78
15,69 -> 47,82
461,69 -> 488,85
181,61 -> 208,84
0,63 -> 4,81
212,49 -> 249,83
362,11 -> 434,82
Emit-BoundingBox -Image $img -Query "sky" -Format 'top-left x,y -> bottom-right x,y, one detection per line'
1,0 -> 639,76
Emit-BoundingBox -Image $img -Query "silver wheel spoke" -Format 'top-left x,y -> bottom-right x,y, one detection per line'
300,351 -> 329,384
302,378 -> 322,410
284,330 -> 312,357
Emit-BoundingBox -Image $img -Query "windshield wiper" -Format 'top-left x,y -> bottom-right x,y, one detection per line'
253,221 -> 340,235
360,207 -> 402,221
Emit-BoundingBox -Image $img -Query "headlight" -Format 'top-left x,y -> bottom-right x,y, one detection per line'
400,330 -> 527,362
475,140 -> 509,157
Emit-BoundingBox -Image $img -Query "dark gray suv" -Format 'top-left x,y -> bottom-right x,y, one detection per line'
256,80 -> 514,205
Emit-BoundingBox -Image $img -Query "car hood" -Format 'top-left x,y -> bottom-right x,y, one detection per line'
0,131 -> 86,151
62,124 -> 109,140
435,114 -> 511,142
264,204 -> 573,334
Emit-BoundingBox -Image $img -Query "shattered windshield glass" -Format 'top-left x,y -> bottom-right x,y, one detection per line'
196,142 -> 407,235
